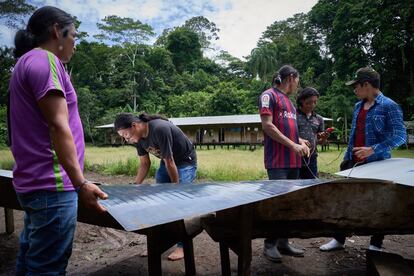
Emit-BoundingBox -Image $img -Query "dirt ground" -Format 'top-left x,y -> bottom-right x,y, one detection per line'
1,172 -> 413,276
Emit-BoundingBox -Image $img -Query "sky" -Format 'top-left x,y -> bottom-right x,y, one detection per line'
0,0 -> 318,60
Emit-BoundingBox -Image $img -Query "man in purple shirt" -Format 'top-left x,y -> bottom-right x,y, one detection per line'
9,6 -> 107,275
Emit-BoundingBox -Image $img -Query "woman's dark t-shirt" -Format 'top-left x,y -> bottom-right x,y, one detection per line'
136,119 -> 196,166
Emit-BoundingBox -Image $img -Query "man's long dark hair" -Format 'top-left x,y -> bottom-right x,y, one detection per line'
114,113 -> 168,131
272,65 -> 299,86
296,87 -> 320,108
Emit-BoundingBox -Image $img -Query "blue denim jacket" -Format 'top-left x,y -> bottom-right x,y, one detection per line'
344,93 -> 406,162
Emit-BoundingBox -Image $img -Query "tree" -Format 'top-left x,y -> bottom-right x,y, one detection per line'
259,13 -> 307,46
318,78 -> 355,142
308,0 -> 414,119
155,16 -> 219,50
76,87 -> 101,144
0,47 -> 14,105
167,91 -> 212,117
247,43 -> 279,83
95,15 -> 155,111
145,47 -> 176,81
215,50 -> 248,79
209,82 -> 255,115
73,16 -> 89,41
166,28 -> 202,73
182,16 -> 220,50
0,0 -> 35,29
251,12 -> 326,87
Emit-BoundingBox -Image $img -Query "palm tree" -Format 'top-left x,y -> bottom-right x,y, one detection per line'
248,43 -> 279,83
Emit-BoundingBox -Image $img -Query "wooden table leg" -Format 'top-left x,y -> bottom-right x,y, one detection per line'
238,205 -> 252,276
183,237 -> 196,276
220,242 -> 231,276
4,208 -> 14,234
147,231 -> 162,276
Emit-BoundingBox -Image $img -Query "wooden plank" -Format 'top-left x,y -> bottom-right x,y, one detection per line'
0,171 -> 199,276
146,227 -> 162,276
237,205 -> 252,276
219,242 -> 231,276
202,179 -> 414,275
182,237 -> 196,276
4,208 -> 14,234
366,250 -> 414,276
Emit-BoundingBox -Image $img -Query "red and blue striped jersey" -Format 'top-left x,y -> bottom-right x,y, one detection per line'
259,87 -> 301,169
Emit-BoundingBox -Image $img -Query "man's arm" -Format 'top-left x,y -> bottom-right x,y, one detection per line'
163,157 -> 179,183
135,154 -> 151,184
38,92 -> 107,212
261,114 -> 309,157
354,103 -> 407,160
371,103 -> 407,154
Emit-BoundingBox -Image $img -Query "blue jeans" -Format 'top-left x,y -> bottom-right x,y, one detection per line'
155,163 -> 197,184
300,154 -> 318,179
156,163 -> 197,248
16,190 -> 78,276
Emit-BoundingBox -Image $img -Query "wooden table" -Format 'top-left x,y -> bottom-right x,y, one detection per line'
201,178 -> 414,275
0,170 -> 200,275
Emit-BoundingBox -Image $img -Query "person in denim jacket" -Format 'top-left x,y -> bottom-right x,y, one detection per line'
320,67 -> 406,252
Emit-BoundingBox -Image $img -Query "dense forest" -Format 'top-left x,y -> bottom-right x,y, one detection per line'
0,0 -> 413,145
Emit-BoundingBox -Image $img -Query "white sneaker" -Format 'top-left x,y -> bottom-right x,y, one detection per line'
368,245 -> 382,251
319,239 -> 345,251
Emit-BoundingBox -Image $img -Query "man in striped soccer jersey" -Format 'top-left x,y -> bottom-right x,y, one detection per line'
259,65 -> 310,263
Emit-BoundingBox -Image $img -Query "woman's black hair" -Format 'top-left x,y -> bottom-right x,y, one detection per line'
272,65 -> 299,86
138,113 -> 168,122
14,6 -> 74,58
296,87 -> 320,108
114,113 -> 168,131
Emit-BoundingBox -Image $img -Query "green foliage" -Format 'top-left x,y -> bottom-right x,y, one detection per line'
102,157 -> 157,177
0,47 -> 14,105
0,158 -> 14,170
197,165 -> 267,182
156,16 -> 219,50
0,0 -> 35,29
182,16 -> 220,49
209,82 -> 256,115
95,15 -> 154,45
145,47 -> 176,80
248,43 -> 279,83
215,50 -> 248,79
1,0 -> 412,141
166,28 -> 202,73
0,106 -> 8,146
77,87 -> 102,144
308,0 -> 414,119
167,91 -> 213,117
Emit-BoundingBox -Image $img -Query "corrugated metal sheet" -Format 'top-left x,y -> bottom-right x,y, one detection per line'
99,179 -> 326,231
170,114 -> 261,126
95,114 -> 333,129
336,158 -> 414,186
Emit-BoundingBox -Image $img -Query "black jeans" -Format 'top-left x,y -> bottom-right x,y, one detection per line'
334,159 -> 384,248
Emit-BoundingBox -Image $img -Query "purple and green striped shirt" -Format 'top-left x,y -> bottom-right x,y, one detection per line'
9,48 -> 84,193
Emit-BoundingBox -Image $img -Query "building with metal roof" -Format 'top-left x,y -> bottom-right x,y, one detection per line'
96,114 -> 333,146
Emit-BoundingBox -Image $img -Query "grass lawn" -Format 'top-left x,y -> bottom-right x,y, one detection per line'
1,145 -> 413,181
